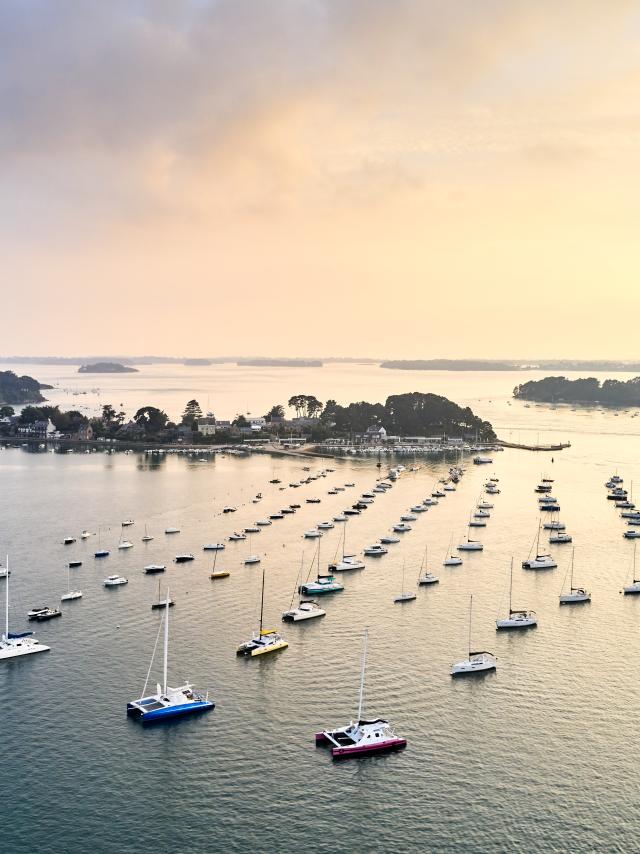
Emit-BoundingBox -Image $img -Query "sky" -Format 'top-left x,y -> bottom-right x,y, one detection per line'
3,0 -> 640,360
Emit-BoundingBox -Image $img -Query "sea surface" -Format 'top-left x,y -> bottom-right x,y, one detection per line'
2,365 -> 640,853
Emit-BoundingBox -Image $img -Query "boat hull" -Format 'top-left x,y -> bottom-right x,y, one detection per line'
127,699 -> 214,722
0,642 -> 50,660
330,738 -> 407,759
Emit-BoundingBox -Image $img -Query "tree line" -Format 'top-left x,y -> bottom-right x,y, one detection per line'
513,376 -> 640,405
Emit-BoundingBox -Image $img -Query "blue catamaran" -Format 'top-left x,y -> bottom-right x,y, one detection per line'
127,587 -> 214,722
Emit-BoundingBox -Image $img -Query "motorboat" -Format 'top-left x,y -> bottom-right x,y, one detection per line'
306,498 -> 321,504
423,497 -> 438,506
379,536 -> 400,544
364,544 -> 388,556
316,629 -> 407,759
122,519 -> 134,527
244,554 -> 261,565
174,554 -> 194,563
333,515 -> 347,522
128,587 -> 213,721
80,530 -> 91,539
104,575 -> 128,586
457,539 -> 483,551
343,508 -> 360,516
400,513 -> 417,522
223,506 -> 237,513
317,522 -> 334,530
451,596 -> 496,675
144,564 -> 166,574
68,561 -> 82,568
473,456 -> 493,464
478,501 -> 493,509
165,527 -> 180,534
304,529 -> 322,539
63,537 -> 76,545
411,504 -> 428,513
299,574 -> 344,595
330,557 -> 365,572
281,507 -> 296,514
244,526 -> 260,534
623,530 -> 640,539
228,532 -> 246,541
203,543 -> 225,550
543,521 -> 565,530
432,490 -> 445,498
539,503 -> 560,512
559,549 -> 590,604
443,484 -> 456,492
549,532 -> 572,544
282,599 -> 326,622
469,519 -> 486,528
495,560 -> 537,629
32,607 -> 62,621
474,510 -> 490,518
269,512 -> 284,520
256,519 -> 272,526
393,522 -> 412,533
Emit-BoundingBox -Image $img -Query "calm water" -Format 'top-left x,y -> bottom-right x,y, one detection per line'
2,366 -> 640,853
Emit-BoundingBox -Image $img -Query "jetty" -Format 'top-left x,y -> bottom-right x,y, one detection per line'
498,440 -> 571,452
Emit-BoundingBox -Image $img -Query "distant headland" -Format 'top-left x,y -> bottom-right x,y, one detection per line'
78,362 -> 138,374
237,359 -> 323,368
0,370 -> 52,405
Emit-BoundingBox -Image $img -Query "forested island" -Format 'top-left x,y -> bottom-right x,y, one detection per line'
0,370 -> 51,405
514,376 -> 640,405
381,359 -> 518,371
78,362 -> 138,373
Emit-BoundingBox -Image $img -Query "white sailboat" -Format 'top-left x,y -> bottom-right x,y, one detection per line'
394,561 -> 416,602
495,559 -> 536,629
0,559 -> 50,660
244,533 -> 260,565
60,564 -> 82,602
329,521 -> 365,572
282,553 -> 327,622
443,535 -> 463,566
559,549 -> 590,604
417,546 -> 439,585
522,523 -> 557,570
450,595 -> 496,676
622,543 -> 640,594
141,524 -> 154,543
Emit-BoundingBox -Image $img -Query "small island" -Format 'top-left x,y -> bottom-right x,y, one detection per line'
0,370 -> 51,405
184,358 -> 212,366
514,375 -> 640,405
78,362 -> 138,374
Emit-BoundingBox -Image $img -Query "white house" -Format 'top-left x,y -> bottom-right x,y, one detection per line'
197,416 -> 217,436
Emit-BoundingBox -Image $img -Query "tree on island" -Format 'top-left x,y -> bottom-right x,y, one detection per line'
0,405 -> 15,418
287,394 -> 323,418
233,414 -> 248,428
264,404 -> 285,421
134,406 -> 169,434
181,399 -> 203,428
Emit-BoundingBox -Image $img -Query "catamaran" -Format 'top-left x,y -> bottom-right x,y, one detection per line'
237,566 -> 288,656
451,595 -> 496,675
496,559 -> 536,629
0,559 -> 50,660
315,628 -> 407,759
127,587 -> 213,722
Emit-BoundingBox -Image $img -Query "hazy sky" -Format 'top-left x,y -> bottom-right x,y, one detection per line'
3,0 -> 640,359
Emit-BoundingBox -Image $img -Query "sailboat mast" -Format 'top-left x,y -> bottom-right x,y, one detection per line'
5,555 -> 9,638
468,595 -> 473,657
163,586 -> 169,694
259,565 -> 265,633
357,627 -> 368,721
509,558 -> 513,614
570,547 -> 574,591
